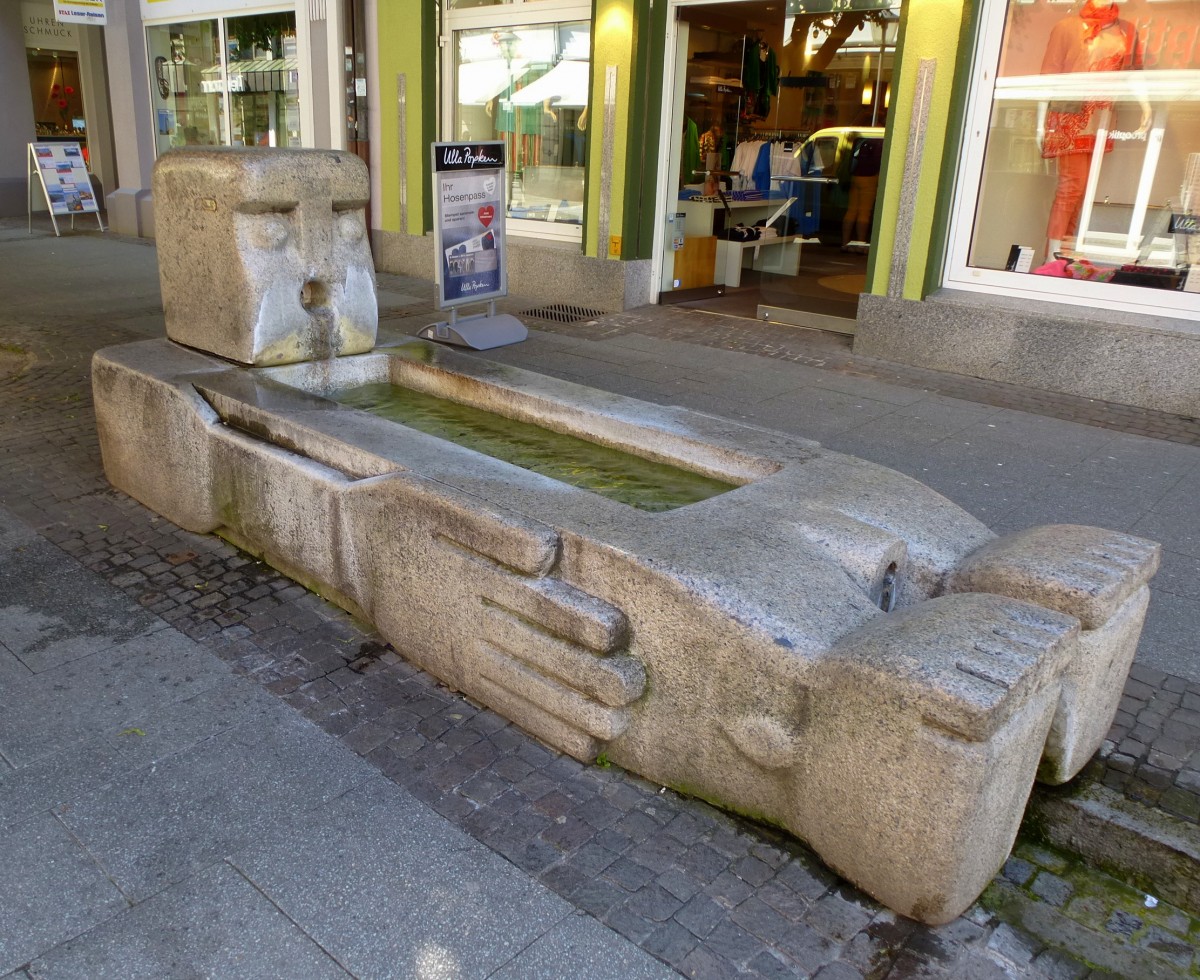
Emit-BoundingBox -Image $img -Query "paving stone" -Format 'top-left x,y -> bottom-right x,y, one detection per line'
1104,909 -> 1143,938
774,857 -> 836,900
706,869 -> 756,909
605,856 -> 658,892
705,919 -> 768,969
1030,947 -> 1090,980
1030,871 -> 1074,907
56,705 -> 371,901
231,776 -> 571,978
812,961 -> 867,980
490,913 -> 677,980
805,892 -> 875,942
674,894 -> 728,940
678,943 -> 744,980
1001,856 -> 1035,886
774,920 -> 839,974
23,862 -> 348,979
0,812 -> 128,976
677,842 -> 730,883
623,883 -> 685,923
984,922 -> 1041,967
0,629 -> 231,768
733,854 -> 776,887
731,895 -> 791,945
567,876 -> 628,918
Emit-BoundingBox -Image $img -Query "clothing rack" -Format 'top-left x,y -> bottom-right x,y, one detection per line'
744,127 -> 807,142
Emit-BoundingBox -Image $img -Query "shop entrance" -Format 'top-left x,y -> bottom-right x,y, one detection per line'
657,0 -> 900,334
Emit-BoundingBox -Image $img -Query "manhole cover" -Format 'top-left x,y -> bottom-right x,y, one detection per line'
518,304 -> 607,324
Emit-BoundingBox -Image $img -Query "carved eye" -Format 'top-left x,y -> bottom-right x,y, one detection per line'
252,214 -> 289,250
337,210 -> 364,243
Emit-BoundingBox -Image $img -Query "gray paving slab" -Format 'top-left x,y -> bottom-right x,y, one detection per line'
0,677 -> 278,833
1140,591 -> 1200,658
955,408 -> 1119,462
0,811 -> 127,975
985,478 -> 1158,534
1135,639 -> 1200,685
56,704 -> 373,901
792,370 -> 932,409
25,862 -> 351,980
0,507 -> 39,550
1151,550 -> 1200,603
0,628 -> 231,769
751,386 -> 897,439
490,912 -> 680,979
0,535 -> 165,673
231,775 -> 650,980
0,644 -> 31,690
1132,508 -> 1200,562
1073,431 -> 1200,481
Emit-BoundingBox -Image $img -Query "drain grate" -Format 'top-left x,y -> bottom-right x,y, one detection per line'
518,304 -> 607,324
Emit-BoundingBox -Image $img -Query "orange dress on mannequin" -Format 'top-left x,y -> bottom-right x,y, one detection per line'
1040,1 -> 1140,245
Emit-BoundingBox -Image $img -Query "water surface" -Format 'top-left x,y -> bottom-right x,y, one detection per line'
330,382 -> 736,512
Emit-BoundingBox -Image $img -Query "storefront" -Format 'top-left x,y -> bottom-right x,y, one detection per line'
370,0 -> 1198,414
0,0 -> 114,217
99,0 -> 357,237
856,0 -> 1200,416
371,0 -> 657,313
652,0 -> 901,333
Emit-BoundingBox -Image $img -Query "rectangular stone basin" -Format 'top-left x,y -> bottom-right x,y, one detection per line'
92,335 -> 1159,925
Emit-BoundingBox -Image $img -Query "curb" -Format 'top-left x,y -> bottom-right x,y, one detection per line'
1028,780 -> 1200,917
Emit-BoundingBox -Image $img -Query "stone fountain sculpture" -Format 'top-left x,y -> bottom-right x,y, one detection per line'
93,148 -> 1160,925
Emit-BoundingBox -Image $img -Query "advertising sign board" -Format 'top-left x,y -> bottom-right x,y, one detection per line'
28,142 -> 104,236
431,141 -> 508,310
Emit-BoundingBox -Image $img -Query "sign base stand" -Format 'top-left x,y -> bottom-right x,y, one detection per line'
418,302 -> 527,350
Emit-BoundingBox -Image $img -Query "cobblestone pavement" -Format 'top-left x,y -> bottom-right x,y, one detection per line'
2,223 -> 1199,978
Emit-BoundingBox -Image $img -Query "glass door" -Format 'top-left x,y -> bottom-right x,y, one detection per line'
658,0 -> 901,335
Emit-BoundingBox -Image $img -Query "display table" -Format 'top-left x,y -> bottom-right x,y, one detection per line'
715,234 -> 805,286
678,196 -> 802,287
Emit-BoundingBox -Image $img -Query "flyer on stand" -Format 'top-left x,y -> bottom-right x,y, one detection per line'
432,142 -> 507,308
30,142 -> 98,215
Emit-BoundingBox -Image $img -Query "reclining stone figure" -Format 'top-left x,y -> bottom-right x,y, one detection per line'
93,148 -> 1159,925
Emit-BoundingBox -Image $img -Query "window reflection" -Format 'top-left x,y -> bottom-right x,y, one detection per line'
146,13 -> 301,155
454,22 -> 589,228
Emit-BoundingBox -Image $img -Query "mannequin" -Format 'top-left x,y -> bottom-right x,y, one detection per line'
1038,1 -> 1142,258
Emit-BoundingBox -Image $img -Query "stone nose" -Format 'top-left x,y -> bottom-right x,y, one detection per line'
296,201 -> 338,288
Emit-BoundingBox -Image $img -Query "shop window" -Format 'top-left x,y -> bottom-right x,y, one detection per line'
449,15 -> 590,241
28,50 -> 86,140
948,0 -> 1200,316
146,12 -> 301,156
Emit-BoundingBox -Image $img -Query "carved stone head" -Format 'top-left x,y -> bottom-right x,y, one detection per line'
153,147 -> 377,366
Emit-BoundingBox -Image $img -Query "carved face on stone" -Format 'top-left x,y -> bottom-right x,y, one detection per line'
153,147 -> 377,366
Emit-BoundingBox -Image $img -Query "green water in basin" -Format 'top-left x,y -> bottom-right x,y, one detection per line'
329,382 -> 737,512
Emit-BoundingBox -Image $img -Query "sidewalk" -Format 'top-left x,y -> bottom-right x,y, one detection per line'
1,217 -> 1199,978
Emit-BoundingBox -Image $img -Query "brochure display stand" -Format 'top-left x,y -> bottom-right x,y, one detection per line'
419,141 -> 526,350
28,143 -> 104,237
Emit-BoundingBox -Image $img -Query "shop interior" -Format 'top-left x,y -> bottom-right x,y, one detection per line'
664,0 -> 900,330
27,49 -> 88,164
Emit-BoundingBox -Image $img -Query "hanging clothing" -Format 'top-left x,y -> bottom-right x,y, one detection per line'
681,117 -> 701,187
741,40 -> 779,118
